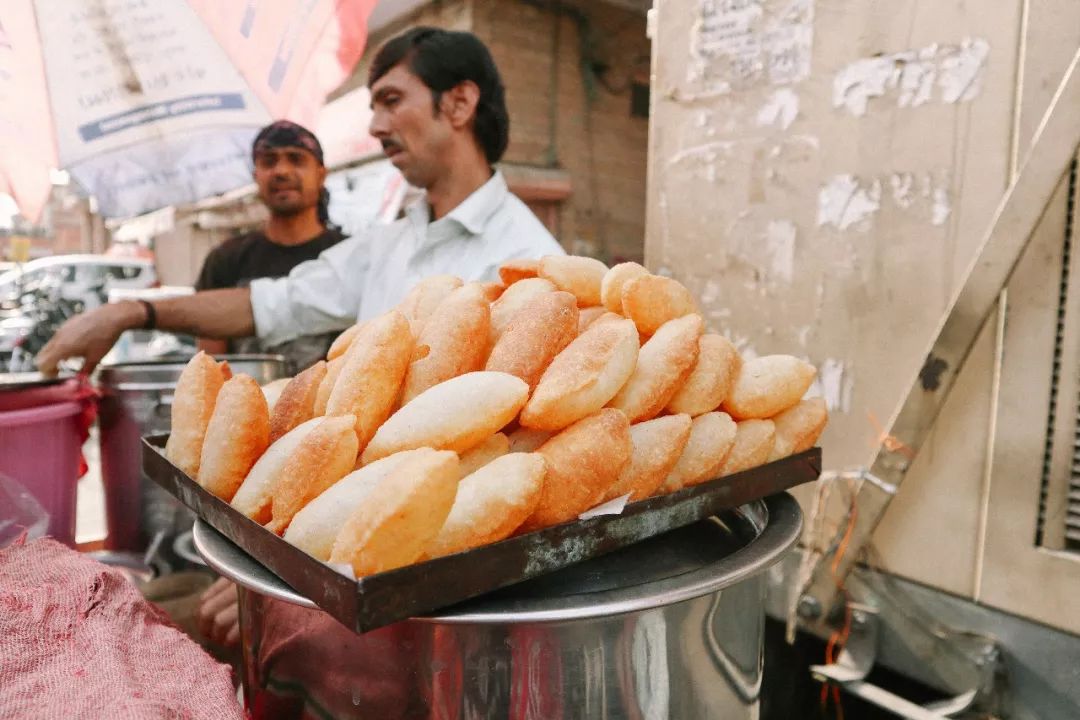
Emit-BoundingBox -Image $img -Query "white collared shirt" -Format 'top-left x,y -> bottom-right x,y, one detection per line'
250,171 -> 565,347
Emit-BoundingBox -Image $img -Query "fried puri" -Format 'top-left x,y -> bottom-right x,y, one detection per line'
401,283 -> 490,404
519,408 -> 631,532
165,351 -> 228,478
426,452 -> 546,558
325,310 -> 413,451
520,316 -> 639,431
266,414 -> 359,535
485,291 -> 578,390
723,355 -> 817,420
666,334 -> 740,417
196,374 -> 270,502
608,314 -> 702,422
329,449 -> 460,577
361,371 -> 529,464
620,274 -> 697,336
603,414 -> 692,502
269,360 -> 327,443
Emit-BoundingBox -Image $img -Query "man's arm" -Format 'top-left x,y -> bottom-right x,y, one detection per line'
36,288 -> 254,375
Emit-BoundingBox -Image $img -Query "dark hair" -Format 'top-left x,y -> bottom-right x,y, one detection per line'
369,27 -> 509,164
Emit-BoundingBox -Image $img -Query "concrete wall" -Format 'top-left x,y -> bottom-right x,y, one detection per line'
647,0 -> 1080,633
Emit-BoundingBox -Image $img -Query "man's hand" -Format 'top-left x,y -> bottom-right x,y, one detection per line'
197,577 -> 241,647
36,301 -> 145,376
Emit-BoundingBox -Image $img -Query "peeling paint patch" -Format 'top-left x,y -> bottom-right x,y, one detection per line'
832,38 -> 990,116
687,0 -> 815,95
699,279 -> 723,305
756,88 -> 799,129
817,174 -> 881,231
796,325 -> 813,347
889,173 -> 916,209
932,187 -> 951,226
810,358 -> 853,412
821,170 -> 952,231
764,219 -> 796,282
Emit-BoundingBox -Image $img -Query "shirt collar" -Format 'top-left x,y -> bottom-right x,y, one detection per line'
408,170 -> 508,236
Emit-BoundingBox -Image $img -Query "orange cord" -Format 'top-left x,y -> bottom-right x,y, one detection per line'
867,411 -> 916,460
820,480 -> 859,718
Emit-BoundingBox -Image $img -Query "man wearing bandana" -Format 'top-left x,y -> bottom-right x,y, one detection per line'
194,121 -> 346,373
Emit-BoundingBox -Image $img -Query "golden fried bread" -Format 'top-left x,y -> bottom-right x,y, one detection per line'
401,283 -> 491,404
479,281 -> 506,303
621,274 -> 697,336
313,356 -> 344,416
723,355 -> 817,420
506,427 -> 554,453
325,310 -> 413,452
196,375 -> 270,502
396,274 -> 463,337
485,291 -> 578,390
600,262 -> 648,314
458,432 -> 510,478
608,314 -> 703,422
719,420 -> 776,476
426,452 -> 546,558
327,322 -> 366,361
329,449 -> 460,577
769,398 -> 828,460
498,259 -> 540,286
361,371 -> 530,464
666,334 -> 741,416
519,408 -> 631,532
283,448 -> 430,560
269,360 -> 327,443
231,417 -> 321,523
489,277 -> 557,345
576,305 -> 607,335
266,415 -> 359,535
165,351 -> 228,478
260,378 -> 292,413
537,255 -> 608,307
603,414 -> 692,502
520,315 -> 639,431
657,411 -> 737,494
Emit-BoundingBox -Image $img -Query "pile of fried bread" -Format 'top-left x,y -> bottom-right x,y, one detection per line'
164,256 -> 827,578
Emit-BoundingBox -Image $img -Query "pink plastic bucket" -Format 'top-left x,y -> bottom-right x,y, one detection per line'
0,401 -> 83,545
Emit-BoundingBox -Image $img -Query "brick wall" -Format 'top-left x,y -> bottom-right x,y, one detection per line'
338,0 -> 650,263
476,0 -> 650,263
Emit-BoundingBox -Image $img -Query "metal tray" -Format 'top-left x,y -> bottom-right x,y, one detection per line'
142,434 -> 820,634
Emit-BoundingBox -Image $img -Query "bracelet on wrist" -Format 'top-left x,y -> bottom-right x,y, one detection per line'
136,299 -> 156,330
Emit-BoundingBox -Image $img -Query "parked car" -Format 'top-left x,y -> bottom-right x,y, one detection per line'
0,255 -> 157,312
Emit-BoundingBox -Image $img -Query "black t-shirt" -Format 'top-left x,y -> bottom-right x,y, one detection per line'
195,228 -> 347,372
195,228 -> 345,292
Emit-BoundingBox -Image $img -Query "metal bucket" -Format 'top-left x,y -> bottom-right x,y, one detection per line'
97,355 -> 288,551
194,493 -> 803,720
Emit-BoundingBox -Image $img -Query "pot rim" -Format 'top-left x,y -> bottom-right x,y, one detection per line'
193,492 -> 802,626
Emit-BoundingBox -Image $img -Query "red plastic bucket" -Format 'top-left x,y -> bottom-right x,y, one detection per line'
0,401 -> 84,545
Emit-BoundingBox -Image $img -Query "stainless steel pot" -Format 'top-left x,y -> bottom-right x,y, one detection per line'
96,355 -> 288,550
194,493 -> 802,720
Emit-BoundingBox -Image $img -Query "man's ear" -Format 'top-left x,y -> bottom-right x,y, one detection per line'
442,81 -> 481,129
317,164 -> 328,185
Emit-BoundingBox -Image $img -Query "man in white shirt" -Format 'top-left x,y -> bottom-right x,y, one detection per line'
37,27 -> 564,376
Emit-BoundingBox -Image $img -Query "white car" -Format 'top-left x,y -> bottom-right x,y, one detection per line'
0,255 -> 158,310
